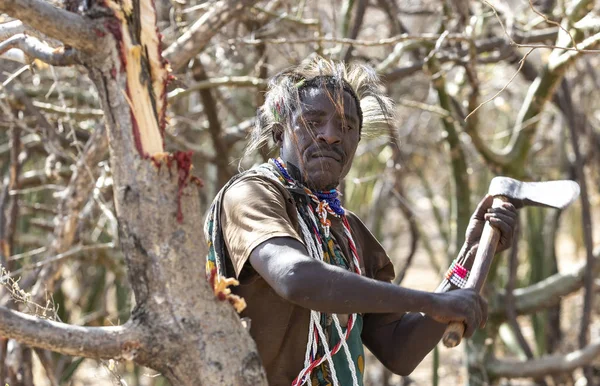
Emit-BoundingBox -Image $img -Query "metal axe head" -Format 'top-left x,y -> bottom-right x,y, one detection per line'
488,177 -> 580,209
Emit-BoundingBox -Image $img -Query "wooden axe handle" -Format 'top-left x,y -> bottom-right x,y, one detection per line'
442,196 -> 508,348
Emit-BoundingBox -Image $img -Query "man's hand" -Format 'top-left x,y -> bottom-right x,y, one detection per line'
465,194 -> 517,253
428,289 -> 487,338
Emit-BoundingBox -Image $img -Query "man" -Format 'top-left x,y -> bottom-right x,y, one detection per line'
205,58 -> 517,386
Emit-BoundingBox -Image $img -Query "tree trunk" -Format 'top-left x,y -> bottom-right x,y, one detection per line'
0,0 -> 267,384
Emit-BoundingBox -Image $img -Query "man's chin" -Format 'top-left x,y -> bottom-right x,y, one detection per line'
306,174 -> 340,191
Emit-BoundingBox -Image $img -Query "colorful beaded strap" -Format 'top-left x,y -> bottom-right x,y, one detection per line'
445,260 -> 470,289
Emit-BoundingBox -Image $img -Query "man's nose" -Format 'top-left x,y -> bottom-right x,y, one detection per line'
316,120 -> 342,144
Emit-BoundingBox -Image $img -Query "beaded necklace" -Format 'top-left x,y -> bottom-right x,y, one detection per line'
273,158 -> 362,386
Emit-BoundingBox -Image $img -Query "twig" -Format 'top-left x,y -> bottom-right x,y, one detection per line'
31,101 -> 103,118
236,31 -> 468,46
9,184 -> 64,196
0,0 -> 97,52
390,187 -> 419,285
7,246 -> 47,262
383,28 -> 559,82
423,30 -> 449,65
560,80 -> 595,384
483,0 -> 600,53
397,98 -> 454,120
17,167 -> 72,190
2,64 -> 30,88
32,348 -> 58,386
528,0 -> 577,50
167,76 -> 268,102
251,6 -> 318,26
465,48 -> 535,121
3,243 -> 115,279
505,220 -> 536,357
342,0 -> 368,61
504,221 -> 549,385
191,61 -> 232,188
28,123 -> 108,304
163,0 -> 261,72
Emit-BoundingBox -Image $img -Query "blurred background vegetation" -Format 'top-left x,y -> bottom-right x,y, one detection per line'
0,0 -> 598,384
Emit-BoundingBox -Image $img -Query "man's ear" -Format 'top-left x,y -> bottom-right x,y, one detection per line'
272,123 -> 284,146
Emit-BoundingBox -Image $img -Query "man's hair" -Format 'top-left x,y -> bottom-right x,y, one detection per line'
245,57 -> 395,158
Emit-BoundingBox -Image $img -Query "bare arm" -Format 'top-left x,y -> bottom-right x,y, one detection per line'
362,312 -> 448,375
249,237 -> 484,321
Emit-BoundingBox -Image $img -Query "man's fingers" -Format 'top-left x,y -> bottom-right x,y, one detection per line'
464,319 -> 475,338
487,204 -> 517,218
486,217 -> 511,236
479,297 -> 488,328
473,194 -> 494,220
484,212 -> 515,224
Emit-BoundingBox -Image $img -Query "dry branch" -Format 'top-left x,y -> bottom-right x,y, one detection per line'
383,28 -> 558,82
486,340 -> 600,378
497,30 -> 600,172
167,76 -> 268,102
490,247 -> 600,318
0,0 -> 97,52
191,60 -> 232,188
0,34 -> 80,66
164,0 -> 260,72
28,124 -> 107,303
560,80 -> 596,383
0,20 -> 26,40
238,32 -> 468,47
0,307 -> 139,359
32,101 -> 103,118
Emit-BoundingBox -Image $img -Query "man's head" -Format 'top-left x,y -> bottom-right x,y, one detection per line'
249,57 -> 394,190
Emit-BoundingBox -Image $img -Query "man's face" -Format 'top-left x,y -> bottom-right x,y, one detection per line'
277,86 -> 360,190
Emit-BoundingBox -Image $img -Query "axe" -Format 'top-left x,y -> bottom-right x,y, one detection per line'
442,176 -> 580,348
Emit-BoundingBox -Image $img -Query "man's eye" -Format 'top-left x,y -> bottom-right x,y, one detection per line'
343,124 -> 354,131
